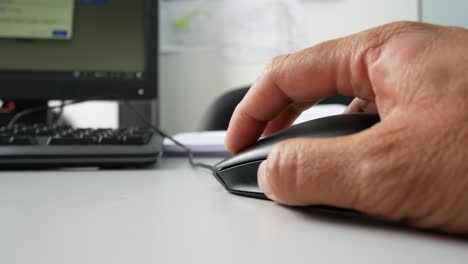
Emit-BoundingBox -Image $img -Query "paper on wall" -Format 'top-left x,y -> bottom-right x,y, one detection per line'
159,0 -> 307,64
220,0 -> 308,64
159,0 -> 223,51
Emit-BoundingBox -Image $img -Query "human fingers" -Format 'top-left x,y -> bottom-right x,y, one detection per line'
345,98 -> 378,113
262,102 -> 316,137
262,97 -> 375,136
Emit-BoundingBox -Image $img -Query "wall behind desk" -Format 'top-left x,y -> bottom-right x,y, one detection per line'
421,0 -> 468,27
159,0 -> 418,134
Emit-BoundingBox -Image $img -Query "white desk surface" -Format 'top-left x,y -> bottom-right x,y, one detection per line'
0,158 -> 467,264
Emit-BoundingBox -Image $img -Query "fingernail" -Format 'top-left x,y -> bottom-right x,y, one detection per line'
258,161 -> 276,200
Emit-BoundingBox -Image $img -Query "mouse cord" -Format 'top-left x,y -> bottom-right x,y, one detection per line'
122,101 -> 216,173
7,99 -> 88,129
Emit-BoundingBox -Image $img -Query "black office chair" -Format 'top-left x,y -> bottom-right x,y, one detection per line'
199,86 -> 353,131
199,86 -> 251,131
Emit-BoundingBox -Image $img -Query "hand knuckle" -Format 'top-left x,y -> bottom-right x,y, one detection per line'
265,54 -> 293,77
385,21 -> 419,31
266,140 -> 302,203
269,54 -> 292,68
380,21 -> 432,37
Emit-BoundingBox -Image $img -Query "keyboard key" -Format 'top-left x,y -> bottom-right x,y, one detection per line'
122,135 -> 151,145
0,136 -> 36,145
36,130 -> 58,137
0,136 -> 11,145
99,136 -> 122,145
10,136 -> 36,145
49,137 -> 99,145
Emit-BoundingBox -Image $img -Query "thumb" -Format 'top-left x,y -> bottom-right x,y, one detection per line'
257,135 -> 372,210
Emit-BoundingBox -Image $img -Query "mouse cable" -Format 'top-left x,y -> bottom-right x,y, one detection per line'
7,99 -> 88,129
122,101 -> 216,173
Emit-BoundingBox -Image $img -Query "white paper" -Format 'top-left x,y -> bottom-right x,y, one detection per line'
159,0 -> 222,51
163,130 -> 228,156
159,0 -> 308,62
220,0 -> 307,64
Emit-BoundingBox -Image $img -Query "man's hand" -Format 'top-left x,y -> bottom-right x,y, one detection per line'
224,22 -> 468,234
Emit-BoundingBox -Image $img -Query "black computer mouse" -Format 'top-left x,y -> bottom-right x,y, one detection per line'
213,113 -> 380,200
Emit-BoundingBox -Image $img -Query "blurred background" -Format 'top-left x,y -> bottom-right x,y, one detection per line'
61,0 -> 467,134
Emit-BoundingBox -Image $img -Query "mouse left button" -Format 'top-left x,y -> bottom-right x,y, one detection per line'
216,160 -> 263,194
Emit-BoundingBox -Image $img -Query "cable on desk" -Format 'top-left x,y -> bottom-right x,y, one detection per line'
7,99 -> 88,129
123,101 -> 216,173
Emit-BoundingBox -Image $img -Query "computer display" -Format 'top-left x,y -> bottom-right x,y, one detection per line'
0,0 -> 157,99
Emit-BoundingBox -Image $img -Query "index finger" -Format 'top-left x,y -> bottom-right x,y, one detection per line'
225,23 -> 397,153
